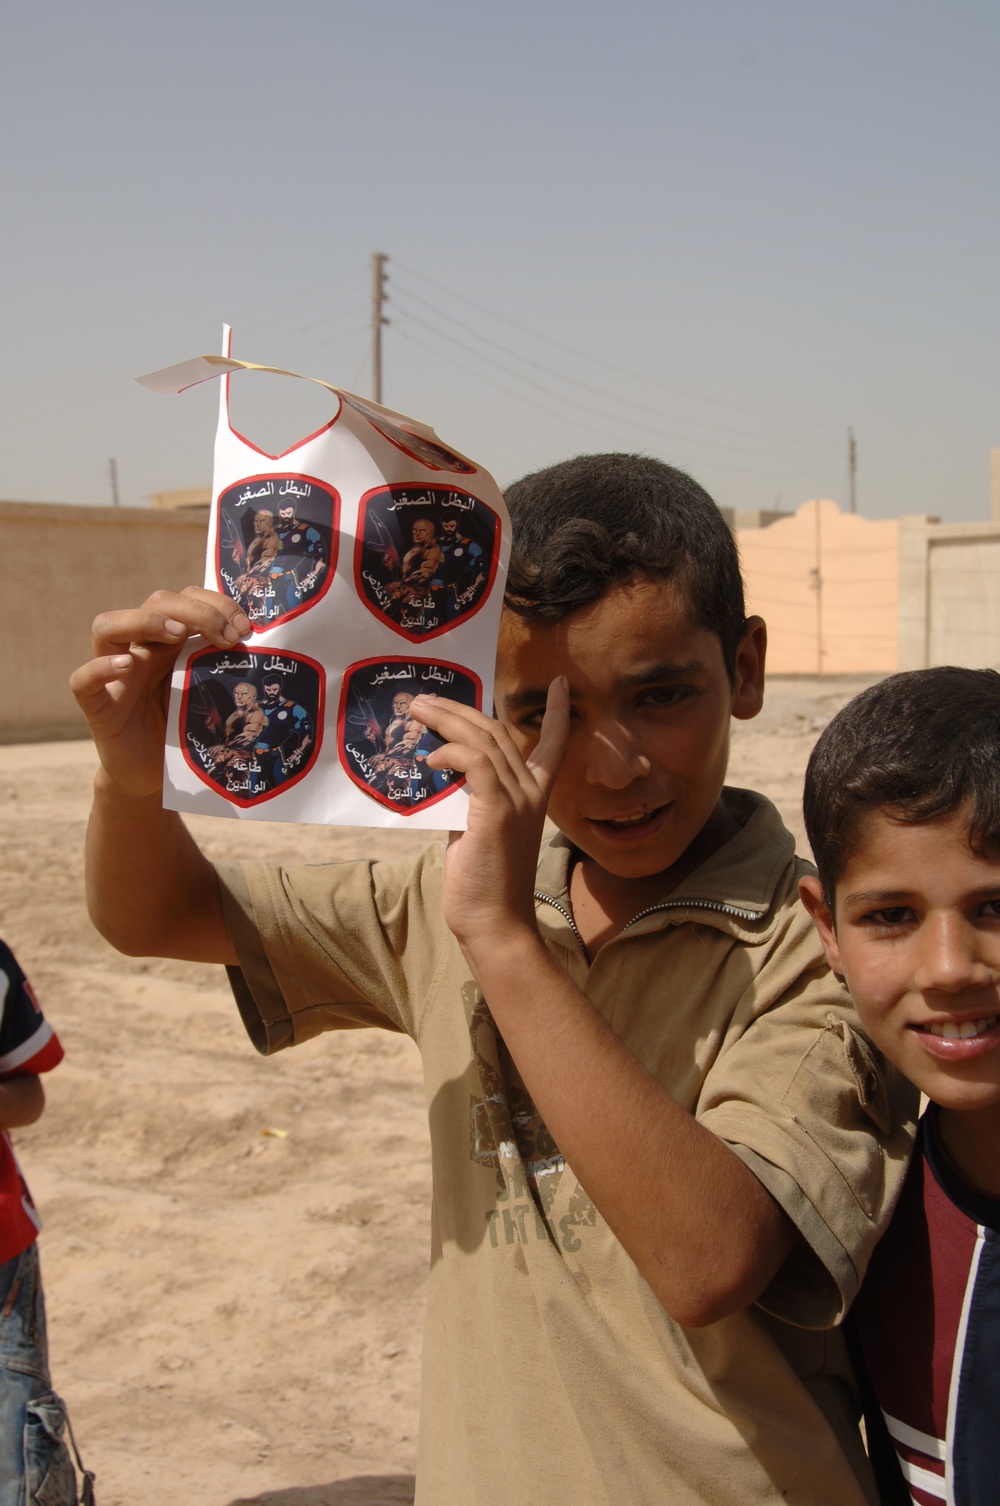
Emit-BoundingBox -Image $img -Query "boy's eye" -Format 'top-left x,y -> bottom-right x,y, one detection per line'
863,906 -> 915,928
978,898 -> 1000,919
640,685 -> 693,709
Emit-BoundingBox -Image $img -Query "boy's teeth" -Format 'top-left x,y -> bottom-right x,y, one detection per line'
926,1015 -> 997,1039
609,813 -> 648,827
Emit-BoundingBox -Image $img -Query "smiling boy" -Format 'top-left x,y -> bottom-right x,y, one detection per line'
800,667 -> 1000,1506
72,453 -> 912,1506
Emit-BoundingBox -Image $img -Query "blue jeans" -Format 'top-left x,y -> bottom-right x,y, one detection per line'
0,1245 -> 76,1506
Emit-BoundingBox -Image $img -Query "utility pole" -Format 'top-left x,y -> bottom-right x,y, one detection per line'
108,457 -> 121,508
371,252 -> 389,405
848,427 -> 857,513
811,499 -> 824,674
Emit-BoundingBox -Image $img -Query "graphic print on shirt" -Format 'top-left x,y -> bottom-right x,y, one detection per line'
180,647 -> 323,806
467,992 -> 597,1254
338,658 -> 480,814
355,485 -> 501,642
341,392 -> 476,474
853,1112 -> 1000,1506
215,473 -> 339,630
0,943 -> 63,1260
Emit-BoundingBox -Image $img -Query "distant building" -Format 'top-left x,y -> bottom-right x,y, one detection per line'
736,497 -> 1000,675
147,486 -> 211,511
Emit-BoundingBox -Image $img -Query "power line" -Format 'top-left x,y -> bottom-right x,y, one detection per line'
392,324 -> 836,482
391,296 -> 840,465
393,259 -> 844,433
392,278 -> 840,457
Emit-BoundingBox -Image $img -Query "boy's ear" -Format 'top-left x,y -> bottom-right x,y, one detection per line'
798,875 -> 843,976
731,616 -> 766,722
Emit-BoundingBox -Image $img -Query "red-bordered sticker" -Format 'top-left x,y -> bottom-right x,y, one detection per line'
354,485 -> 500,643
180,647 -> 324,807
215,473 -> 339,631
338,656 -> 481,814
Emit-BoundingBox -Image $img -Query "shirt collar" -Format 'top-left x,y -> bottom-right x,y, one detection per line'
533,788 -> 798,944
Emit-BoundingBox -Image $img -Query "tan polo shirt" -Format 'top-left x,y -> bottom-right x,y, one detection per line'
218,788 -> 916,1506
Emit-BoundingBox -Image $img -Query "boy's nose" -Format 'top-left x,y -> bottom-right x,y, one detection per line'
583,725 -> 652,788
914,915 -> 997,996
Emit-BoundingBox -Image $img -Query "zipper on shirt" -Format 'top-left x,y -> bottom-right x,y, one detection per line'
533,891 -> 762,954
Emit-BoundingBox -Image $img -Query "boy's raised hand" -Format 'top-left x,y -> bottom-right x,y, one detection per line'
410,678 -> 570,953
70,587 -> 251,797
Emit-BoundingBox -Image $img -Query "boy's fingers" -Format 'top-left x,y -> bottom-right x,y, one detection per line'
412,681 -> 569,800
422,741 -> 520,805
525,677 -> 570,795
69,654 -> 135,708
410,695 -> 490,732
422,735 -> 523,801
90,589 -> 251,656
411,695 -> 524,766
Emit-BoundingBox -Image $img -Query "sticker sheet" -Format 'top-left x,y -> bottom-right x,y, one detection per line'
138,330 -> 509,829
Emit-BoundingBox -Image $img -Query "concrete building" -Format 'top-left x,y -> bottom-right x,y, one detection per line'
736,492 -> 1000,676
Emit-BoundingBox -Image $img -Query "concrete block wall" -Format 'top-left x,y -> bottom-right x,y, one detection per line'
736,500 -> 901,674
0,502 -> 208,742
898,516 -> 1000,671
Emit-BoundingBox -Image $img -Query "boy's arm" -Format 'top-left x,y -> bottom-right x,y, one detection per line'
413,685 -> 795,1329
70,588 -> 251,964
0,1075 -> 45,1129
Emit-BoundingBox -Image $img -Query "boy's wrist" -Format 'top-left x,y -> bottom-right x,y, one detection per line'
93,765 -> 165,805
458,921 -> 554,992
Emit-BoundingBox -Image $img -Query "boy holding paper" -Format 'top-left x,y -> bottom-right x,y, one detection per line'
72,452 -> 912,1505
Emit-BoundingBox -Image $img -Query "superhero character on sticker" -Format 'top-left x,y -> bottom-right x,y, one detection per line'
253,675 -> 314,786
216,475 -> 338,629
181,649 -> 324,806
339,659 -> 481,813
356,486 -> 500,642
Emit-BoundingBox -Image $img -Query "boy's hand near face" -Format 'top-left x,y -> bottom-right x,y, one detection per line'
410,679 -> 570,951
411,682 -> 795,1329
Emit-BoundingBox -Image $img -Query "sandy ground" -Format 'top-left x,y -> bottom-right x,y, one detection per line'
0,674 -> 881,1506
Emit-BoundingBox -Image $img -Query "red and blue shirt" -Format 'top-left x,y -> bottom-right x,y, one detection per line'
0,940 -> 63,1262
851,1106 -> 1000,1506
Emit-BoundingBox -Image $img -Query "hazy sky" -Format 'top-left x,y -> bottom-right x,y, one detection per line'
2,0 -> 997,520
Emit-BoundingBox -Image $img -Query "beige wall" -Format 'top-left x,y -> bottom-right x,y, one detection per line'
0,502 -> 208,741
737,500 -> 901,674
899,516 -> 1000,671
7,493 -> 1000,741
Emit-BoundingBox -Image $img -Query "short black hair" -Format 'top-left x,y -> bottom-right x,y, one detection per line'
803,667 -> 1000,905
503,453 -> 747,678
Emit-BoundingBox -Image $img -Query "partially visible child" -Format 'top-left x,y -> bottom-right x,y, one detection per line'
800,667 -> 1000,1506
0,941 -> 84,1506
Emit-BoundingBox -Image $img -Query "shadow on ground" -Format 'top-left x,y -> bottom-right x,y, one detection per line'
228,1478 -> 414,1506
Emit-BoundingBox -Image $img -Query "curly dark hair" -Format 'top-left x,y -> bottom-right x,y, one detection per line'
803,666 -> 1000,905
503,453 -> 747,679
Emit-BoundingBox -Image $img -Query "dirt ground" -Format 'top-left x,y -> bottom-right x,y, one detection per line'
0,674 -> 881,1506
